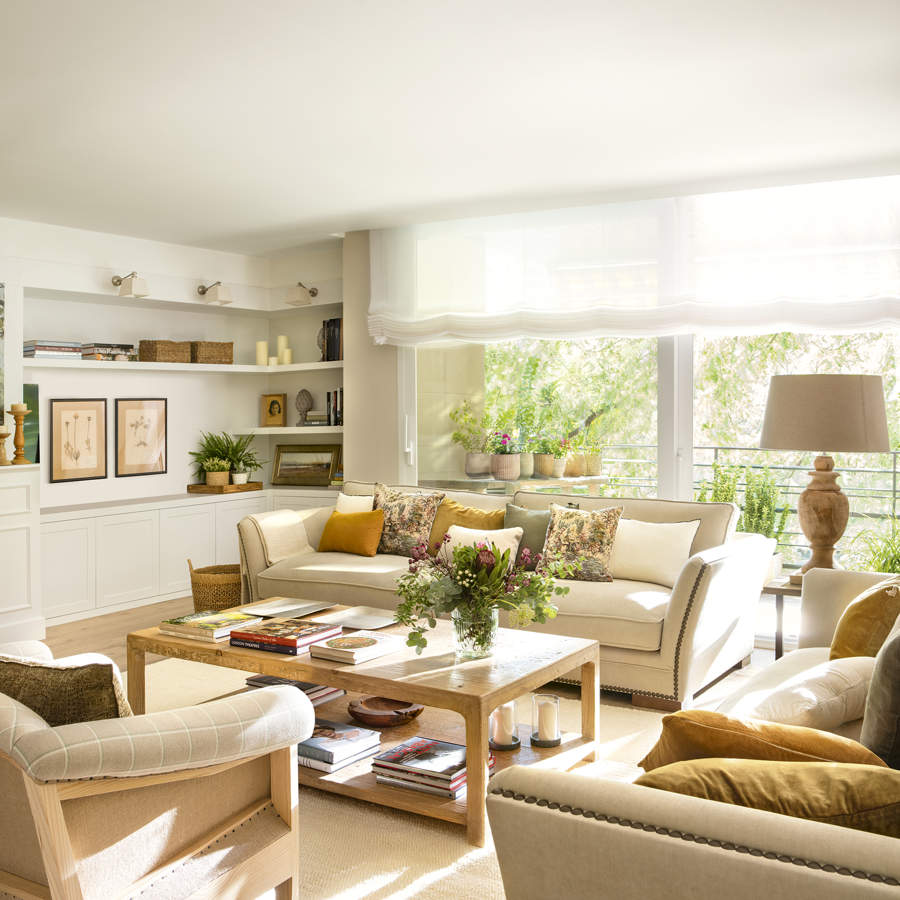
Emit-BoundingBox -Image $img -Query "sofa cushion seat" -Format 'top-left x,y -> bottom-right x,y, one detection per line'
258,550 -> 410,595
553,578 -> 670,651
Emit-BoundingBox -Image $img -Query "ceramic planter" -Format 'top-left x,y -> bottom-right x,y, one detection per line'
534,453 -> 555,477
465,452 -> 491,477
205,471 -> 229,486
518,451 -> 534,478
551,457 -> 566,478
231,472 -> 249,485
565,453 -> 586,477
584,453 -> 602,476
491,453 -> 521,481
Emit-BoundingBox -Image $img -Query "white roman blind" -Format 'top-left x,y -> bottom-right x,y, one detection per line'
368,176 -> 900,344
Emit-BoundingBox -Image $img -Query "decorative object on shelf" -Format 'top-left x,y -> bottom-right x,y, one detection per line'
564,452 -> 586,477
202,457 -> 230,486
22,384 -> 39,463
268,355 -> 278,366
139,340 -> 191,363
490,700 -> 520,751
395,539 -> 577,657
487,431 -> 520,481
196,281 -> 232,305
187,559 -> 243,613
320,317 -> 343,361
260,392 -> 287,427
110,271 -> 149,298
0,427 -> 10,465
190,341 -> 233,365
295,389 -> 314,425
531,693 -> 561,748
115,398 -> 167,477
271,443 -> 341,486
760,374 -> 890,584
584,448 -> 602,476
276,334 -> 293,365
255,340 -> 269,367
49,398 -> 107,482
316,324 -> 326,361
347,696 -> 424,728
465,452 -> 491,477
189,431 -> 264,484
282,348 -> 293,365
231,470 -> 249,485
285,281 -> 319,306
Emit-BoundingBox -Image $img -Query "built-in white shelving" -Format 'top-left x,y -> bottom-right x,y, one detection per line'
234,426 -> 343,436
22,358 -> 343,374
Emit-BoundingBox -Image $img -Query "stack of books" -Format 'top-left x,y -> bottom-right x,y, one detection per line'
300,410 -> 329,427
325,389 -> 344,426
309,629 -> 404,664
159,610 -> 263,642
372,737 -> 495,799
321,317 -> 343,361
23,339 -> 82,359
229,618 -> 341,655
297,719 -> 381,773
81,342 -> 137,361
244,674 -> 345,706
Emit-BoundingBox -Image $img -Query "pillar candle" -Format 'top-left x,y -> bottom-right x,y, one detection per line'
268,356 -> 279,367
10,403 -> 27,413
256,341 -> 269,367
537,698 -> 558,742
491,702 -> 516,745
282,348 -> 293,365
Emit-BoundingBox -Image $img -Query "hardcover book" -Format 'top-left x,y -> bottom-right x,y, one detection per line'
159,610 -> 262,640
372,737 -> 480,780
308,630 -> 404,664
297,719 -> 381,764
229,618 -> 341,648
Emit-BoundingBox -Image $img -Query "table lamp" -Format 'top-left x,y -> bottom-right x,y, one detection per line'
760,374 -> 890,584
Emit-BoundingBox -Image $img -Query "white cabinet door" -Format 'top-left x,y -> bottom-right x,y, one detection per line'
0,522 -> 32,619
159,505 -> 215,595
215,497 -> 268,564
96,511 -> 159,607
42,520 -> 95,618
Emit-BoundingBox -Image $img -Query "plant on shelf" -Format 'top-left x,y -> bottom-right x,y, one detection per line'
486,430 -> 520,481
228,433 -> 265,484
189,431 -> 265,483
201,456 -> 231,486
450,400 -> 495,477
395,539 -> 578,659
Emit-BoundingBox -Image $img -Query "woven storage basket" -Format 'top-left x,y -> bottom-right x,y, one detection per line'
188,559 -> 242,612
191,341 -> 234,364
139,340 -> 191,363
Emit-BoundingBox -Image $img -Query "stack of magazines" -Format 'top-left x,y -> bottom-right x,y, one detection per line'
309,630 -> 404,664
297,719 -> 381,773
244,674 -> 345,706
372,737 -> 495,799
229,618 -> 341,655
159,610 -> 263,642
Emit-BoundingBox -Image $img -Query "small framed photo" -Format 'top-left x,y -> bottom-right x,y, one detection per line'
115,398 -> 167,477
272,444 -> 341,486
261,393 -> 287,427
50,398 -> 107,483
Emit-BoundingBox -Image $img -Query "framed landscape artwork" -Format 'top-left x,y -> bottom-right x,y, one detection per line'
272,444 -> 340,486
49,398 -> 107,483
260,393 -> 287,427
115,398 -> 167,477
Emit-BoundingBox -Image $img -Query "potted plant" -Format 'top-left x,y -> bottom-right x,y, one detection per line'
395,539 -> 577,659
190,431 -> 265,486
202,457 -> 231,486
449,401 -> 492,477
583,439 -> 603,476
518,434 -> 535,479
533,435 -> 559,477
487,430 -> 520,481
564,432 -> 586,477
228,434 -> 265,484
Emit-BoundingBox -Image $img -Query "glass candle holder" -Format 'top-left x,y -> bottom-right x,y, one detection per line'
531,693 -> 561,748
489,700 -> 520,751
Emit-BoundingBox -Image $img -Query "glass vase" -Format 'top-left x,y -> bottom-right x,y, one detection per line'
451,606 -> 499,660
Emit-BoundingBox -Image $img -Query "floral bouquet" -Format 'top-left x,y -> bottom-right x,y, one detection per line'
395,537 -> 579,658
486,431 -> 516,454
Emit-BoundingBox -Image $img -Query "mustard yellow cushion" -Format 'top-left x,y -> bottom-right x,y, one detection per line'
830,577 -> 900,659
635,759 -> 900,838
317,509 -> 385,557
427,499 -> 505,555
639,709 -> 886,771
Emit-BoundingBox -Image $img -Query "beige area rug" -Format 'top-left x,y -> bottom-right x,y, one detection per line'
126,656 -> 763,900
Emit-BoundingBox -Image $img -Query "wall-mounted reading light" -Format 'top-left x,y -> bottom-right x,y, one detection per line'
197,281 -> 232,305
285,281 -> 319,307
111,272 -> 149,297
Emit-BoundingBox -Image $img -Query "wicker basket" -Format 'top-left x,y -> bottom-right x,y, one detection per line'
188,559 -> 242,612
191,341 -> 234,364
139,340 -> 191,363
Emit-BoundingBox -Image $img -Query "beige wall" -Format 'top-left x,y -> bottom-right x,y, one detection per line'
342,230 -> 403,483
417,344 -> 485,481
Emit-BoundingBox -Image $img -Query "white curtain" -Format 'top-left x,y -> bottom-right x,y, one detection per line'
368,176 -> 900,344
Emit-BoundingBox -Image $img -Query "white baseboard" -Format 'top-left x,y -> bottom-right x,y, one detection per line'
45,589 -> 189,627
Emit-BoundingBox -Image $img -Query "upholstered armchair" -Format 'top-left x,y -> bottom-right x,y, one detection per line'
0,641 -> 314,900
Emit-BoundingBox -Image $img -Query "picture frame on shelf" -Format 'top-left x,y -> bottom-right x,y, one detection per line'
260,392 -> 287,427
271,443 -> 341,486
49,398 -> 107,483
115,398 -> 167,477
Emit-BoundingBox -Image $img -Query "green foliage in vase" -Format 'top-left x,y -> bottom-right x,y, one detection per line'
449,400 -> 493,453
201,457 -> 231,473
190,431 -> 265,479
852,523 -> 900,574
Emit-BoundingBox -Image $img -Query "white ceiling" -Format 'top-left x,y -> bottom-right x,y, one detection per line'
2,0 -> 900,255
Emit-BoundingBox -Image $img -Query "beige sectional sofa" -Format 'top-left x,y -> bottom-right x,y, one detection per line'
238,482 -> 774,708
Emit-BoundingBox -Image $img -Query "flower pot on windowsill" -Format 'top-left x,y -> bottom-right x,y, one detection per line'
565,453 -> 586,477
205,471 -> 229,487
551,457 -> 566,478
519,451 -> 534,478
534,453 -> 554,477
465,451 -> 491,477
584,453 -> 602,476
491,453 -> 521,481
231,472 -> 249,485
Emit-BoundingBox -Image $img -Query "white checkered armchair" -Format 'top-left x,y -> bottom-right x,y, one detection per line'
0,640 -> 314,900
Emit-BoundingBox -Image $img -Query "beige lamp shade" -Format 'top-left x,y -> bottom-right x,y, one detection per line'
760,374 -> 890,453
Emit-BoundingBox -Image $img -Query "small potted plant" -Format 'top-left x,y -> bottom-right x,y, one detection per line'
564,432 -> 586,477
228,434 -> 265,485
202,457 -> 231,486
583,439 -> 603,476
551,438 -> 568,478
518,434 -> 535,479
449,401 -> 493,477
487,430 -> 520,481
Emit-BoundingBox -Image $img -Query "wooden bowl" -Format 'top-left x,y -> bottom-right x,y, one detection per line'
348,696 -> 424,728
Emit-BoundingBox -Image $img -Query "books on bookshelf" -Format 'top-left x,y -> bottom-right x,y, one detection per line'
297,719 -> 381,773
229,618 -> 342,655
371,737 -> 495,798
23,339 -> 82,358
321,317 -> 343,362
158,610 -> 263,642
325,389 -> 343,426
309,630 -> 405,664
244,674 -> 345,706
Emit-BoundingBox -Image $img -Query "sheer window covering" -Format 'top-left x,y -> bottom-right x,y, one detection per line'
368,176 -> 900,344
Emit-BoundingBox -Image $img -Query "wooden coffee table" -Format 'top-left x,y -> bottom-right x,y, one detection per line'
126,609 -> 600,846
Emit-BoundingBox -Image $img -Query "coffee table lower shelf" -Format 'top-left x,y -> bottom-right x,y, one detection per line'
297,691 -> 594,827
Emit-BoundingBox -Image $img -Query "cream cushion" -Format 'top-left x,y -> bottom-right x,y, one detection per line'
336,492 -> 374,513
258,550 -> 410,596
610,518 -> 700,588
446,524 -> 523,563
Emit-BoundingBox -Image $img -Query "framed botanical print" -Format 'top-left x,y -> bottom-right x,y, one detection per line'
260,393 -> 287,427
115,398 -> 167,477
50,398 -> 107,483
272,444 -> 340,486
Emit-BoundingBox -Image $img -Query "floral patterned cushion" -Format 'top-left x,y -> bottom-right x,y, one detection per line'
543,503 -> 623,582
373,484 -> 446,556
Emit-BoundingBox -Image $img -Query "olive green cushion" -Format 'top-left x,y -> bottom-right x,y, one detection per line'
860,615 -> 900,768
830,577 -> 900,659
505,504 -> 551,569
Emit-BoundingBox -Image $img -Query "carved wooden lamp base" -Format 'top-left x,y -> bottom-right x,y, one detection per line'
790,455 -> 850,585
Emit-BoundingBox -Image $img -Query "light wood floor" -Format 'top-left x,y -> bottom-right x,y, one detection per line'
45,596 -> 194,670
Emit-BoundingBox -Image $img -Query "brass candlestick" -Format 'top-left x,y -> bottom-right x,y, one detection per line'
0,429 -> 10,466
7,407 -> 30,465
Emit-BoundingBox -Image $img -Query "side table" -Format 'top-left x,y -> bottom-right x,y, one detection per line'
762,577 -> 802,659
